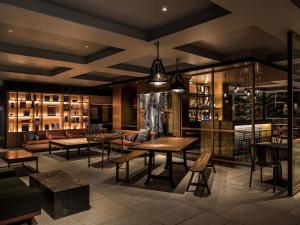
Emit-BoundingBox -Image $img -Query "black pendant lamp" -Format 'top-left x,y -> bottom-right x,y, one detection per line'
148,41 -> 168,87
170,58 -> 186,93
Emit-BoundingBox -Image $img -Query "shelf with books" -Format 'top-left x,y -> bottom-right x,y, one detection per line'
7,92 -> 90,133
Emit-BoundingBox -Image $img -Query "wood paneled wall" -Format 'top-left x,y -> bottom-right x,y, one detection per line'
112,86 -> 122,129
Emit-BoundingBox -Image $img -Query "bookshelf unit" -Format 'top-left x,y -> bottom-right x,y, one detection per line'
8,91 -> 90,133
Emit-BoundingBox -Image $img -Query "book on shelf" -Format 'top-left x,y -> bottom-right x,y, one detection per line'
19,101 -> 26,109
44,124 -> 49,130
63,104 -> 70,111
23,110 -> 30,117
47,106 -> 56,116
34,118 -> 41,125
20,119 -> 31,123
63,96 -> 69,102
25,93 -> 31,101
44,95 -> 50,101
83,109 -> 89,116
53,95 -> 59,102
64,116 -> 69,122
21,124 -> 29,132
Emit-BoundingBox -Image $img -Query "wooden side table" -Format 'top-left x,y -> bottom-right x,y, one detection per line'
1,150 -> 38,173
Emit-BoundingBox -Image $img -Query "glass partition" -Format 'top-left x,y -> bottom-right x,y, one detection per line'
213,64 -> 253,161
291,32 -> 300,193
181,70 -> 213,153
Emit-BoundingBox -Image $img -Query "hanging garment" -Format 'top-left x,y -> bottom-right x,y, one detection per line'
142,92 -> 166,133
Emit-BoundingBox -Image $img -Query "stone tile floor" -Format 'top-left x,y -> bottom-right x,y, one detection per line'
1,149 -> 300,225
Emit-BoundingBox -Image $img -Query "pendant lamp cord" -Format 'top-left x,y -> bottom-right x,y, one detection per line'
156,41 -> 159,59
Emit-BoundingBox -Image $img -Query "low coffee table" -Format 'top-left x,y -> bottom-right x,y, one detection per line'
49,138 -> 91,160
29,170 -> 90,219
1,150 -> 38,173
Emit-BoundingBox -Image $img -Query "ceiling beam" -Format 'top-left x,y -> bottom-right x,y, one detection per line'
0,42 -> 84,63
108,63 -> 149,74
175,44 -> 223,61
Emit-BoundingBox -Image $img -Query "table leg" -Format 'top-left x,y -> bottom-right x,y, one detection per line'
49,142 -> 52,154
183,150 -> 188,171
167,152 -> 176,188
88,143 -> 90,167
145,151 -> 154,185
107,143 -> 111,160
7,162 -> 10,168
66,148 -> 70,160
164,153 -> 169,169
102,144 -> 104,170
78,147 -> 81,155
36,158 -> 39,173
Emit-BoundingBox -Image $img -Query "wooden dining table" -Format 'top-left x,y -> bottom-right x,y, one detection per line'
129,137 -> 198,188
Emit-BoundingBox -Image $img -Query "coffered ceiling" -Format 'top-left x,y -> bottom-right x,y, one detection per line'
0,0 -> 299,87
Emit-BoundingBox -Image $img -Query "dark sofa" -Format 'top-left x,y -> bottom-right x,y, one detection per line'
0,169 -> 41,225
22,129 -> 87,152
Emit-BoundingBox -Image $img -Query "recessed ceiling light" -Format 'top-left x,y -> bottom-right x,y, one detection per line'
85,45 -> 89,48
161,6 -> 168,12
8,29 -> 13,33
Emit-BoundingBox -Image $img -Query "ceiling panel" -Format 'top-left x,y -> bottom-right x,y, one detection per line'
73,71 -> 136,82
0,54 -> 59,71
125,55 -> 175,68
42,0 -> 228,31
192,26 -> 286,56
0,22 -> 107,56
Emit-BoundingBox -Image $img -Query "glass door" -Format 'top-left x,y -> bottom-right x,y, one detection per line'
289,31 -> 300,195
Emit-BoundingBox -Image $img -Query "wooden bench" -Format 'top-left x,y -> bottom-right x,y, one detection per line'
112,150 -> 147,182
186,152 -> 215,194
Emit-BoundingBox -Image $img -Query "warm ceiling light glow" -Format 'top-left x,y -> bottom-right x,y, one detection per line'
161,6 -> 168,12
85,45 -> 89,48
8,29 -> 13,33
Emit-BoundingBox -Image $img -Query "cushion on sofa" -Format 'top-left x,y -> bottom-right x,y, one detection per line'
25,140 -> 49,145
27,132 -> 36,141
135,129 -> 151,143
36,131 -> 47,140
46,130 -> 66,139
66,129 -> 86,138
124,131 -> 138,142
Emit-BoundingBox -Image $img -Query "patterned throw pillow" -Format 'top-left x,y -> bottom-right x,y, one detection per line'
135,129 -> 150,143
26,132 -> 36,141
126,134 -> 137,142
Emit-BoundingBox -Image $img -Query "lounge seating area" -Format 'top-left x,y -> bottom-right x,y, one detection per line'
1,1 -> 300,225
22,129 -> 88,152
